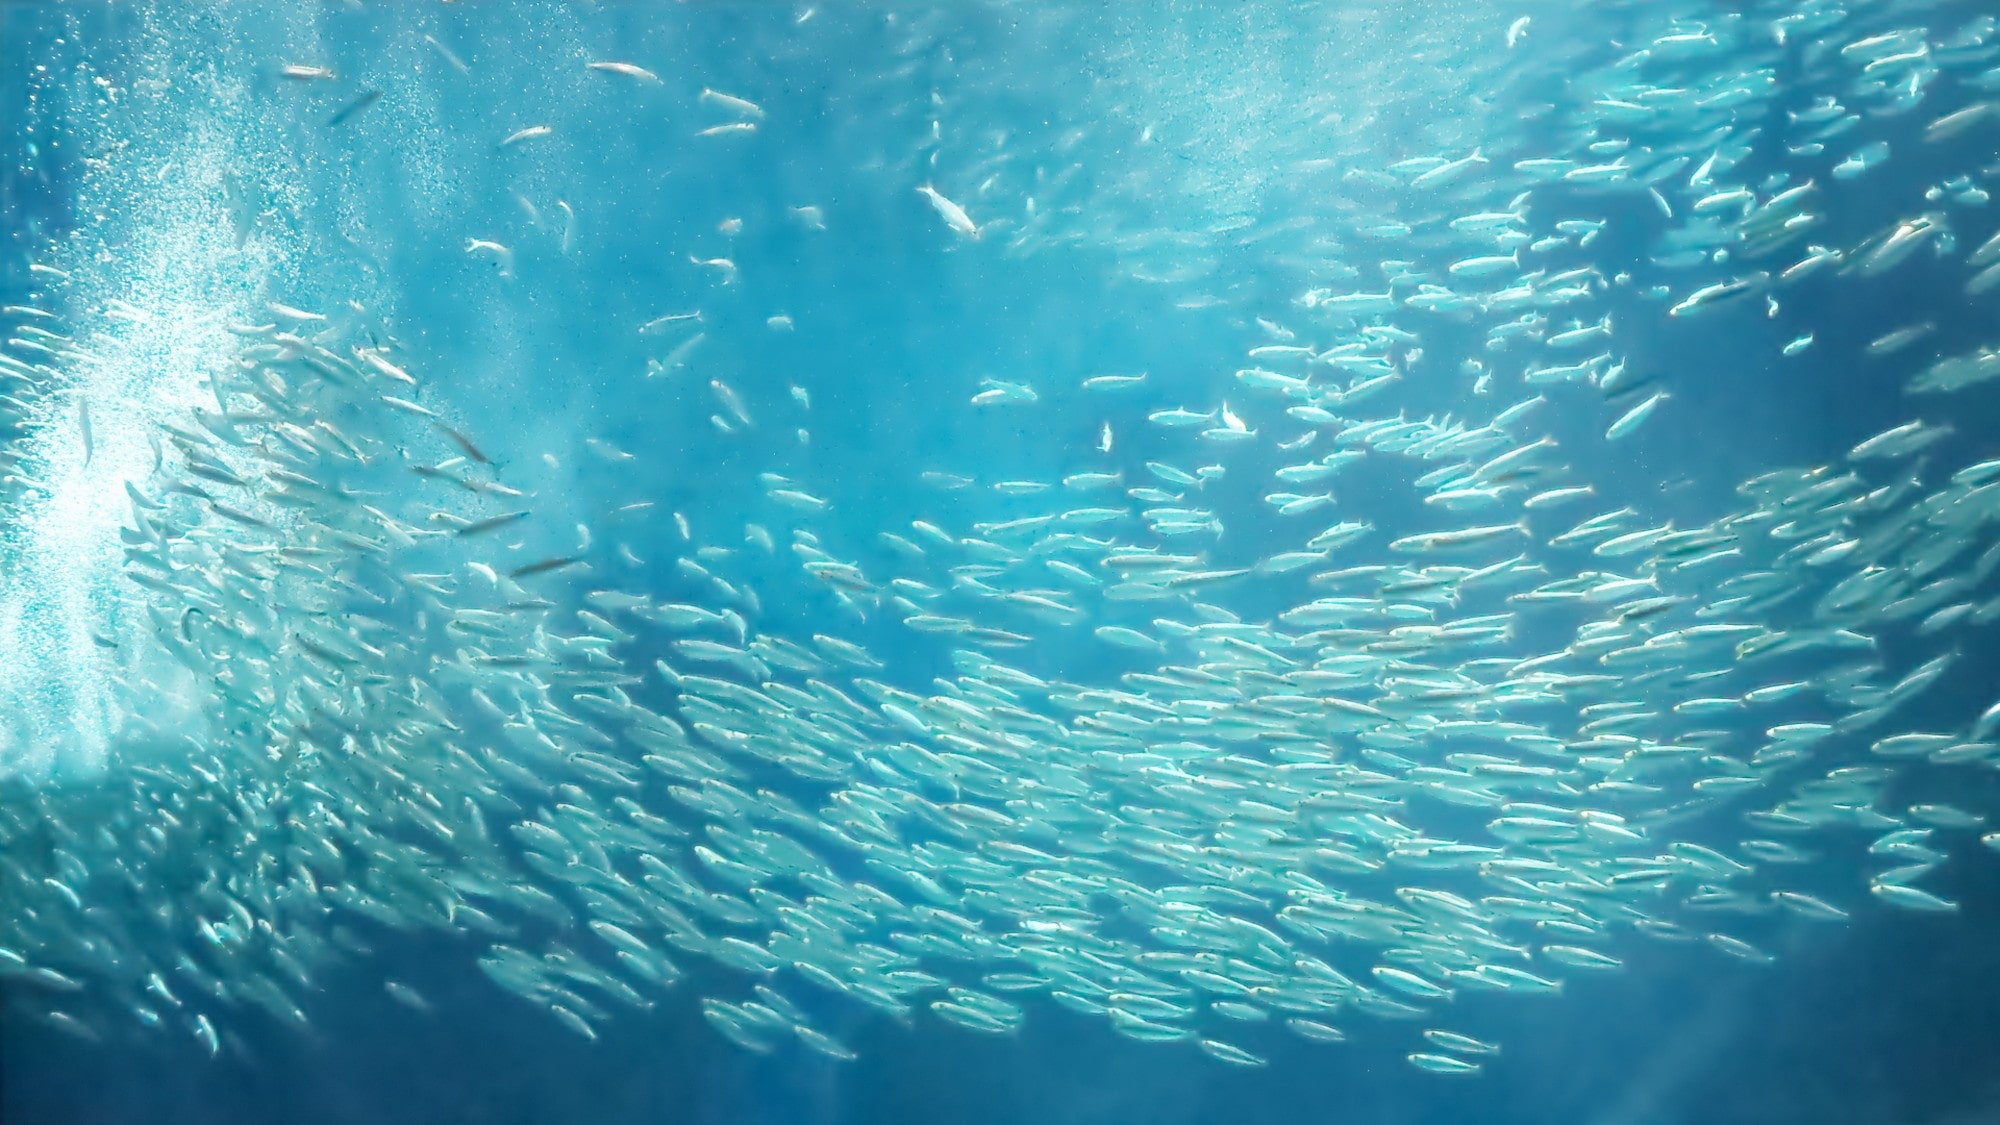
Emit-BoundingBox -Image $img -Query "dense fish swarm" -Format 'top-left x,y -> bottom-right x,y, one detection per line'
7,0 -> 2000,1083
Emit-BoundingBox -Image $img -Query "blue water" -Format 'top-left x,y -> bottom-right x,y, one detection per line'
7,1 -> 2000,1122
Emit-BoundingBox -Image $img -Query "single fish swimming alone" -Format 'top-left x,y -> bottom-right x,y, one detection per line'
917,183 -> 979,239
326,89 -> 382,128
587,61 -> 662,83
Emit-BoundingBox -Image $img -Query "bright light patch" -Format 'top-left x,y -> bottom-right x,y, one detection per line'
0,124 -> 277,781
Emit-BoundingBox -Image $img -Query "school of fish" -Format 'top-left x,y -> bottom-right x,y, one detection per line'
6,0 -> 2000,1083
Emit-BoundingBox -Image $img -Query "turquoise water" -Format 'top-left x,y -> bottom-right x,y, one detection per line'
5,3 -> 2000,1123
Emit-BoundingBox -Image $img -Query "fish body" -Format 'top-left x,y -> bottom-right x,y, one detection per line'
917,184 -> 979,239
